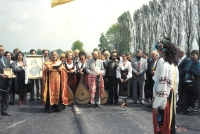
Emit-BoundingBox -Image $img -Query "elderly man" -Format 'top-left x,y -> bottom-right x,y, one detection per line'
86,50 -> 105,108
86,53 -> 92,61
146,50 -> 159,106
176,47 -> 191,114
42,50 -> 69,113
131,49 -> 147,104
0,45 -> 11,116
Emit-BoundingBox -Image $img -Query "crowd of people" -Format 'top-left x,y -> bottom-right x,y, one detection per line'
0,37 -> 200,133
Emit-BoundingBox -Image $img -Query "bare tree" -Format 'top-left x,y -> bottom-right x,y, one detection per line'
183,0 -> 196,56
162,0 -> 176,39
118,11 -> 133,53
149,0 -> 161,49
133,9 -> 141,50
173,0 -> 184,46
140,5 -> 150,52
194,0 -> 200,52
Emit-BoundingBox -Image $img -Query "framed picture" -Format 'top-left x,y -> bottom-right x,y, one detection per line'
26,55 -> 43,79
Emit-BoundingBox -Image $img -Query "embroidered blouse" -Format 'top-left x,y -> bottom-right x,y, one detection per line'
116,60 -> 132,79
153,62 -> 179,109
64,60 -> 76,72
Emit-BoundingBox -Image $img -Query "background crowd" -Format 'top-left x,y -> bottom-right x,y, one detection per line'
0,41 -> 199,116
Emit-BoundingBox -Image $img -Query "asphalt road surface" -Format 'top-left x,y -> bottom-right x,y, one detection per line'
0,98 -> 199,134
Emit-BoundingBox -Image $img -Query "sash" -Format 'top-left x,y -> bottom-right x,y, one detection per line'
169,65 -> 177,129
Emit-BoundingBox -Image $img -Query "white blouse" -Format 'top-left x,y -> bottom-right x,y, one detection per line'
116,60 -> 132,79
153,62 -> 179,110
77,60 -> 87,70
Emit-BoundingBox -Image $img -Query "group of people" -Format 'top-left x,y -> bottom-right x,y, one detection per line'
0,37 -> 200,133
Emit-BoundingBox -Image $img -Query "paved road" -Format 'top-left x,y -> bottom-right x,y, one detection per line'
0,98 -> 200,134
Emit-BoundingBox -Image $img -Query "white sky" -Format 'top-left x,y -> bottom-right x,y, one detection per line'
0,0 -> 150,53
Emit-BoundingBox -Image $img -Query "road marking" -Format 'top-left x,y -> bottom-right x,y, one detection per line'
1,118 -> 31,133
73,104 -> 81,114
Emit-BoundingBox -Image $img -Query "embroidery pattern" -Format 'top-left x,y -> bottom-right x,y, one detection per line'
156,91 -> 168,98
158,76 -> 172,88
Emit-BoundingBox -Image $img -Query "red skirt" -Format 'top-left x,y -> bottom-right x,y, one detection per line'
67,73 -> 77,95
152,99 -> 176,134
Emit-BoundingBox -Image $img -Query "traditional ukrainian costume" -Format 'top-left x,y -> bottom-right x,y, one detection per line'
116,60 -> 132,98
152,62 -> 179,134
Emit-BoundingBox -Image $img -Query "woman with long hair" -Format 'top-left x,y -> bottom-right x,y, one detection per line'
12,52 -> 28,106
152,40 -> 179,134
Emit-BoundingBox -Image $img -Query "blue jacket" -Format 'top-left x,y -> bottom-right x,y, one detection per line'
189,60 -> 200,78
178,57 -> 192,77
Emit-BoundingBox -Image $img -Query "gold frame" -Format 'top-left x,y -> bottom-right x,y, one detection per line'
26,55 -> 43,79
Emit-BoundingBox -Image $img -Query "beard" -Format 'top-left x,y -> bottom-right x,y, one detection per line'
112,57 -> 116,61
136,56 -> 141,60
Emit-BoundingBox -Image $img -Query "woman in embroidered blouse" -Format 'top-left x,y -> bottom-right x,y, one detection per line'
64,50 -> 77,95
116,52 -> 132,107
152,40 -> 179,134
12,52 -> 28,106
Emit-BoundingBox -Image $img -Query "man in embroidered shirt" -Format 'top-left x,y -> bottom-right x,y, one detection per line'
86,50 -> 105,108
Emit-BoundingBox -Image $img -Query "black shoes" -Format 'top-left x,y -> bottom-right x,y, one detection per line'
91,104 -> 101,108
140,102 -> 145,105
9,102 -> 14,105
147,105 -> 152,108
95,104 -> 101,108
1,112 -> 11,116
91,104 -> 95,108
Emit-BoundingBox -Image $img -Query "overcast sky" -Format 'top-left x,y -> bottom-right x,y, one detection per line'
0,0 -> 150,53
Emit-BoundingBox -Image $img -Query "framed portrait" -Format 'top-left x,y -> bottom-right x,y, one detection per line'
26,55 -> 43,79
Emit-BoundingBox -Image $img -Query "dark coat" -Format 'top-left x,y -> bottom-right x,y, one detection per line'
178,57 -> 191,78
0,56 -> 11,90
